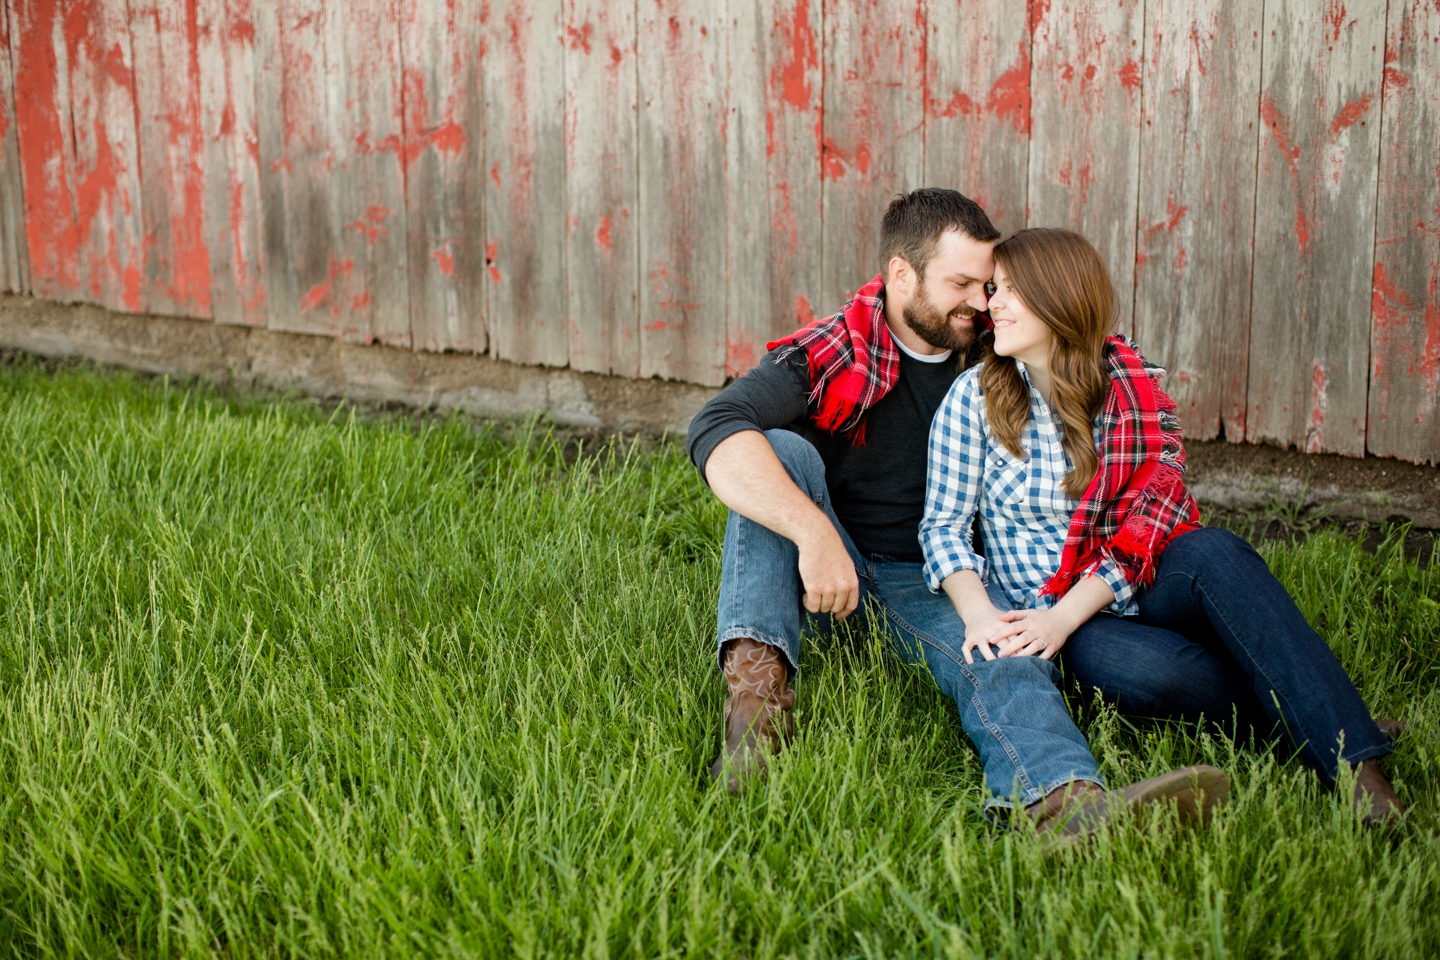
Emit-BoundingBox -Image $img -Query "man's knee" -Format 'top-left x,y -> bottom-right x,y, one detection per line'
762,429 -> 827,502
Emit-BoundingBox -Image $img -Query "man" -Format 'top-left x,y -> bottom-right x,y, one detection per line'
686,188 -> 1227,837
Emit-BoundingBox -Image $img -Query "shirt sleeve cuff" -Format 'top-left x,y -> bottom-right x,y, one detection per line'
1092,554 -> 1136,610
922,539 -> 987,593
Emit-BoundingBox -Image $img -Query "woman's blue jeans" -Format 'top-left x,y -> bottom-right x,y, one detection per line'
1061,527 -> 1391,786
715,430 -> 1103,811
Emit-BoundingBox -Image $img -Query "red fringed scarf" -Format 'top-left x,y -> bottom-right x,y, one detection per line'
766,275 -> 899,445
1040,336 -> 1202,601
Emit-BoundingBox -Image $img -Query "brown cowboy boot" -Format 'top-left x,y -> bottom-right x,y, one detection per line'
709,637 -> 795,794
1354,759 -> 1405,827
1374,718 -> 1408,741
1027,765 -> 1230,849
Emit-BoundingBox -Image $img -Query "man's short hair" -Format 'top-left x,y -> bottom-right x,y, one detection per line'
879,188 -> 1000,279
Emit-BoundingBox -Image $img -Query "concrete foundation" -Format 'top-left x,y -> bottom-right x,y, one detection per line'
4,293 -> 1438,530
0,294 -> 717,435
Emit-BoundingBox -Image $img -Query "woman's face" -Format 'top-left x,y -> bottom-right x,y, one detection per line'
987,263 -> 1052,365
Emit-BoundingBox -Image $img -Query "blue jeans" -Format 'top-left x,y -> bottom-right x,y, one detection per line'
1061,527 -> 1391,786
715,430 -> 1103,811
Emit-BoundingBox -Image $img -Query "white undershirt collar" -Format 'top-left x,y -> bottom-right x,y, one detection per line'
892,334 -> 952,364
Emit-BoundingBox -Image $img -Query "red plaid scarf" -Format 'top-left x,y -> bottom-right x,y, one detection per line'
766,276 -> 899,444
1040,336 -> 1202,600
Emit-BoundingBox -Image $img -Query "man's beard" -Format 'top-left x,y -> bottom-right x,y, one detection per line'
902,280 -> 979,352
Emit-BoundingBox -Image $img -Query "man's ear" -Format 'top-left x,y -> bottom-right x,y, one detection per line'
886,256 -> 913,297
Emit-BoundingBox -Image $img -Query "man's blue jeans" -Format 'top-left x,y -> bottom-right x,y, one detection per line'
1061,527 -> 1391,787
715,430 -> 1103,811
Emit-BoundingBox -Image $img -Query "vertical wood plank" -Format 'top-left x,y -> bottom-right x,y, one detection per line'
637,0 -> 727,385
399,0 -> 486,354
254,0 -> 339,336
564,0 -> 638,376
821,0 -> 926,310
64,0 -> 147,313
322,0 -> 410,347
725,0 -> 823,377
1133,0 -> 1262,442
922,0 -> 1030,238
1027,0 -> 1145,331
1247,0 -> 1385,456
129,0 -> 212,319
483,0 -> 568,368
0,3 -> 29,293
1367,0 -> 1440,463
8,0 -> 81,301
197,0 -> 266,326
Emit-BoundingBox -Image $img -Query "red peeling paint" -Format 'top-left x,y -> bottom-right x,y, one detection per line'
486,240 -> 502,285
1029,0 -> 1052,37
1260,96 -> 1301,179
566,22 -> 594,54
351,290 -> 372,311
1323,1 -> 1347,43
595,214 -> 613,252
13,0 -> 83,297
928,90 -> 975,120
726,337 -> 757,378
1329,94 -> 1372,135
793,293 -> 816,326
346,205 -> 391,243
1118,58 -> 1141,93
987,44 -> 1033,135
1306,362 -> 1328,453
301,282 -> 331,313
490,161 -> 501,187
774,0 -> 817,110
430,245 -> 455,277
821,137 -> 848,180
1295,208 -> 1315,256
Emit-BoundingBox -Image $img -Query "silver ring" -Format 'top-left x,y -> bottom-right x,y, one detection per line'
1039,639 -> 1049,649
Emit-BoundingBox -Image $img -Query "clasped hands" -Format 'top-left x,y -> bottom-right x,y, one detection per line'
961,606 -> 1075,664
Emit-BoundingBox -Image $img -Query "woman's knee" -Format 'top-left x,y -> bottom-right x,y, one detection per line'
1165,526 -> 1263,574
763,429 -> 827,500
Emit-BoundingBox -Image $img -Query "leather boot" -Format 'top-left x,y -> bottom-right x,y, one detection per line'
709,637 -> 795,794
1354,759 -> 1405,827
1026,765 -> 1230,849
1374,718 -> 1408,741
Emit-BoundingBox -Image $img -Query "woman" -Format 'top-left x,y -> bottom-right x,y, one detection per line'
919,227 -> 1403,824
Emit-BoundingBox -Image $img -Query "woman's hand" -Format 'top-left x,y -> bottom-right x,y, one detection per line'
991,574 -> 1119,661
992,607 -> 1073,660
961,608 -> 1031,664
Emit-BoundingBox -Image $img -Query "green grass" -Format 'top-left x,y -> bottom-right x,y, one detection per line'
1,357 -> 1438,959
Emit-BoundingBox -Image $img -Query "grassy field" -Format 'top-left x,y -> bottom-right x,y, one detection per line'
1,356 -> 1438,959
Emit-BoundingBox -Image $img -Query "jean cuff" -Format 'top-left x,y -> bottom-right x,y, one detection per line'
717,627 -> 798,679
982,774 -> 1108,820
1329,740 -> 1394,786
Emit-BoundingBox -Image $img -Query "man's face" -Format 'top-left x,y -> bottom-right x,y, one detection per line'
899,230 -> 996,351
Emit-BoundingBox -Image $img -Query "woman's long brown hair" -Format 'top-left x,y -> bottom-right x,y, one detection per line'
980,228 -> 1115,498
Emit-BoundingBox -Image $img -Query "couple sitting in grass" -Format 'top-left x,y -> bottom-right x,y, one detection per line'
686,188 -> 1403,840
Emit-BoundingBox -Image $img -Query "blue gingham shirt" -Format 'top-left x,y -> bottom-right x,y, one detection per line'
919,362 -> 1137,616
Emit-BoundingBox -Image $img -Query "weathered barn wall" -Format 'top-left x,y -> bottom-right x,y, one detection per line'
0,1 -> 1436,462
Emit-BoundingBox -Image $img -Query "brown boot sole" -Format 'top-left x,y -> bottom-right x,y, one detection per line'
1122,764 -> 1230,826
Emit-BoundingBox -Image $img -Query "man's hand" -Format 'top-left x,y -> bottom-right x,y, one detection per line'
796,525 -> 860,618
706,430 -> 859,618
